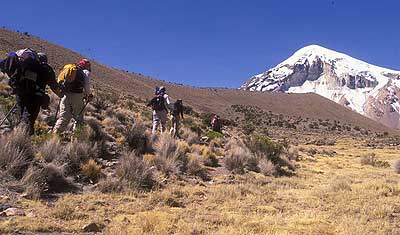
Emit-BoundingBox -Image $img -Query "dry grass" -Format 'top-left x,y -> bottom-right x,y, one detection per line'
0,126 -> 33,179
394,159 -> 400,174
81,159 -> 102,182
186,153 -> 209,180
21,163 -> 76,199
2,138 -> 400,234
225,145 -> 252,174
360,153 -> 390,168
116,151 -> 157,191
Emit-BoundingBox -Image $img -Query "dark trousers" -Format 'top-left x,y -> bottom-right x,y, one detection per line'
16,95 -> 41,135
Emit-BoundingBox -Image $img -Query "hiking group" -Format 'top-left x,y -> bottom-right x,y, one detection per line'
0,48 -> 222,138
147,86 -> 185,137
0,48 -> 92,135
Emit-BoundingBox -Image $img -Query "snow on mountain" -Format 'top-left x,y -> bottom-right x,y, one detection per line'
241,45 -> 400,128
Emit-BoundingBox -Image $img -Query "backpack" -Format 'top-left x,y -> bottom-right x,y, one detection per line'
150,95 -> 166,111
5,51 -> 42,95
15,48 -> 39,62
172,101 -> 183,116
57,64 -> 85,93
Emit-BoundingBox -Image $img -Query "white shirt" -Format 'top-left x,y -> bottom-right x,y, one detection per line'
83,69 -> 91,95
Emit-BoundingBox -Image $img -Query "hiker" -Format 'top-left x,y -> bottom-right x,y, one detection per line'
0,49 -> 60,135
170,99 -> 184,137
211,114 -> 222,133
53,59 -> 93,134
147,86 -> 171,134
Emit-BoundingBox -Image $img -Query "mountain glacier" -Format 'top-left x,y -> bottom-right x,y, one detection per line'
241,45 -> 400,128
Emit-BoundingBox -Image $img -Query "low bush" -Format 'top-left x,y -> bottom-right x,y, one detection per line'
206,131 -> 223,141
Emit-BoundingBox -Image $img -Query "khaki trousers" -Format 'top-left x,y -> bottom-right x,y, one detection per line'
53,92 -> 85,133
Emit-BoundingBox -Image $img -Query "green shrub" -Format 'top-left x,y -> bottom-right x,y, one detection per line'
246,135 -> 283,165
206,131 -> 223,141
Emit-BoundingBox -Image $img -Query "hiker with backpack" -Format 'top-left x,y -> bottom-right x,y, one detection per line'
170,99 -> 184,137
211,114 -> 222,133
147,86 -> 171,134
0,49 -> 61,135
53,59 -> 93,134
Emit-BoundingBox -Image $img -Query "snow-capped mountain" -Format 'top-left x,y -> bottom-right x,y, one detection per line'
241,45 -> 400,128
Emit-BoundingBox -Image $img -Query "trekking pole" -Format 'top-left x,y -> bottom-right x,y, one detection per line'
50,98 -> 62,132
0,103 -> 17,127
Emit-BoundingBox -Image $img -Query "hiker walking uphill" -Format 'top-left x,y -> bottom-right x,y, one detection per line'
0,49 -> 61,135
211,114 -> 222,133
147,86 -> 171,134
53,59 -> 93,134
170,99 -> 184,137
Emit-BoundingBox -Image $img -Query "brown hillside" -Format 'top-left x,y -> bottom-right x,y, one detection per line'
0,28 -> 397,134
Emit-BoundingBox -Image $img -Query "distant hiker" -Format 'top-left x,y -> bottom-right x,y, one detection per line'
147,86 -> 171,134
53,59 -> 93,134
170,99 -> 184,137
211,114 -> 222,133
0,49 -> 60,135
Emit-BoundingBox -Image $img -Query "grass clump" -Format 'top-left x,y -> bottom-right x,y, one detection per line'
96,177 -> 126,193
81,159 -> 102,183
124,119 -> 152,154
225,144 -> 253,174
186,153 -> 209,180
360,153 -> 390,168
117,151 -> 156,191
0,126 -> 33,179
22,163 -> 76,199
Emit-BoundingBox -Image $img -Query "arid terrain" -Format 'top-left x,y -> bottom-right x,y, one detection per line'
0,28 -> 400,235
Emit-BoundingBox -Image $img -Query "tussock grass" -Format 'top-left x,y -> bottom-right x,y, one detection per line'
124,119 -> 152,154
81,159 -> 102,182
116,151 -> 156,191
22,163 -> 76,199
0,126 -> 33,179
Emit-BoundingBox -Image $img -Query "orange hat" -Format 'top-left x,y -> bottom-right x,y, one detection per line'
76,59 -> 91,71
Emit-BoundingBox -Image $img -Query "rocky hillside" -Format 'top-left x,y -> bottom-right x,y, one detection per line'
241,45 -> 400,129
0,28 -> 396,134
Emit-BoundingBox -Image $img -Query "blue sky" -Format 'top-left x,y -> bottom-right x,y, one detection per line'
1,0 -> 399,87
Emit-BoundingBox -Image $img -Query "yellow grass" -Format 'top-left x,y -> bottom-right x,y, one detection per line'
2,138 -> 400,234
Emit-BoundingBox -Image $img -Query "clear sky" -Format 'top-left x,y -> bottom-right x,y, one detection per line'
1,0 -> 399,87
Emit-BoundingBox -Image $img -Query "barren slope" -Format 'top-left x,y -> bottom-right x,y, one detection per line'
0,28 -> 396,134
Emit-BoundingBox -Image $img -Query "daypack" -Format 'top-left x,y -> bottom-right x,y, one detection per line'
150,95 -> 166,111
57,64 -> 85,92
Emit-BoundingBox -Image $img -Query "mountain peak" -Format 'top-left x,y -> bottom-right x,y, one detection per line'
241,46 -> 400,128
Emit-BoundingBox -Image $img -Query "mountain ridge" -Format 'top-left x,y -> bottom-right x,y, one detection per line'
0,29 -> 397,134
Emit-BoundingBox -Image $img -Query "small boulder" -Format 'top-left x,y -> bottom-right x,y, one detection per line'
1,208 -> 25,217
82,222 -> 101,233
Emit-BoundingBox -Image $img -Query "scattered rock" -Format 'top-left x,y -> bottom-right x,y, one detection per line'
82,222 -> 101,233
0,208 -> 25,217
0,204 -> 11,212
